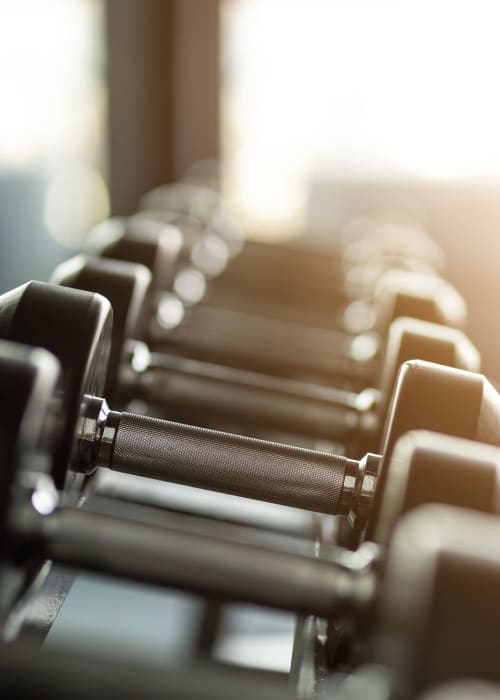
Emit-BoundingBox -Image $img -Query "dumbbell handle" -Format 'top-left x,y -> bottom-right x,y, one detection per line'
94,404 -> 363,516
25,503 -> 375,618
0,641 -> 296,700
144,349 -> 365,408
125,349 -> 372,441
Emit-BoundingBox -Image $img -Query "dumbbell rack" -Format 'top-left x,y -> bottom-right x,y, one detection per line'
1,178 -> 500,700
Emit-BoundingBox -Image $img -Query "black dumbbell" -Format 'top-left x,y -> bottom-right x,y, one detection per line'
374,430 -> 500,545
121,314 -> 479,452
94,212 -> 234,284
157,223 -> 433,327
6,373 -> 499,700
311,506 -> 500,700
89,211 -> 461,387
0,341 -> 315,623
3,341 -> 500,700
0,281 -> 493,531
373,505 -> 500,696
0,640 -> 292,700
50,256 -> 151,402
149,271 -> 467,390
74,433 -> 500,618
94,218 -> 183,296
366,358 -> 500,537
133,183 -> 442,318
128,206 -> 449,329
50,257 -> 484,563
9,390 -> 498,700
138,182 -> 444,316
132,183 -> 457,397
92,226 -> 467,387
52,256 -> 479,454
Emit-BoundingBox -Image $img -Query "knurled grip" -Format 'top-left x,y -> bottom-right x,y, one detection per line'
107,412 -> 353,515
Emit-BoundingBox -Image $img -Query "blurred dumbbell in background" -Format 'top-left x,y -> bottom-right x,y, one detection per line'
88,208 -> 461,389
51,255 -> 478,453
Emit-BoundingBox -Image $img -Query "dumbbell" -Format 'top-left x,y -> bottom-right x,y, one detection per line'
150,269 -> 467,388
107,208 -> 449,337
312,507 -> 500,700
121,313 -> 480,453
89,205 -> 454,352
373,505 -> 500,696
0,342 -> 316,622
4,340 -> 500,696
51,256 -> 479,454
133,212 -> 439,326
50,257 -> 152,402
365,358 -> 500,537
131,183 -> 461,405
53,257 -> 482,562
93,223 -> 467,386
93,211 -> 234,284
78,432 -> 500,617
0,640 -> 293,700
130,214 -> 463,383
4,369 -> 498,700
0,281 -> 494,534
138,181 -> 444,307
137,181 -> 443,283
95,217 -> 183,292
0,392 -> 500,700
65,186 -> 492,696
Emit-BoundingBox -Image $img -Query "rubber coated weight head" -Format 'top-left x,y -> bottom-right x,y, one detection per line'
93,220 -> 182,292
383,361 -> 500,459
355,318 -> 480,455
377,317 -> 480,420
374,431 -> 500,546
366,360 -> 500,538
51,256 -> 151,400
375,505 -> 500,695
0,341 -> 59,614
52,256 -> 150,341
374,270 -> 467,331
0,282 -> 112,490
0,341 -> 59,523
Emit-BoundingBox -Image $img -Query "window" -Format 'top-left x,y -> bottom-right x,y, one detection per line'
0,0 -> 107,290
221,0 -> 500,236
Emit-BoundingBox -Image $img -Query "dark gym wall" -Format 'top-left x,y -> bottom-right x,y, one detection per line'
106,0 -> 220,215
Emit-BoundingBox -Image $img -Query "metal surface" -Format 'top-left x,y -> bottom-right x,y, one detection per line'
14,503 -> 375,619
100,411 -> 354,515
0,641 -> 294,700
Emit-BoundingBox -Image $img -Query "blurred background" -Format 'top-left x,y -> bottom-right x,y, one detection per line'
0,0 -> 499,376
